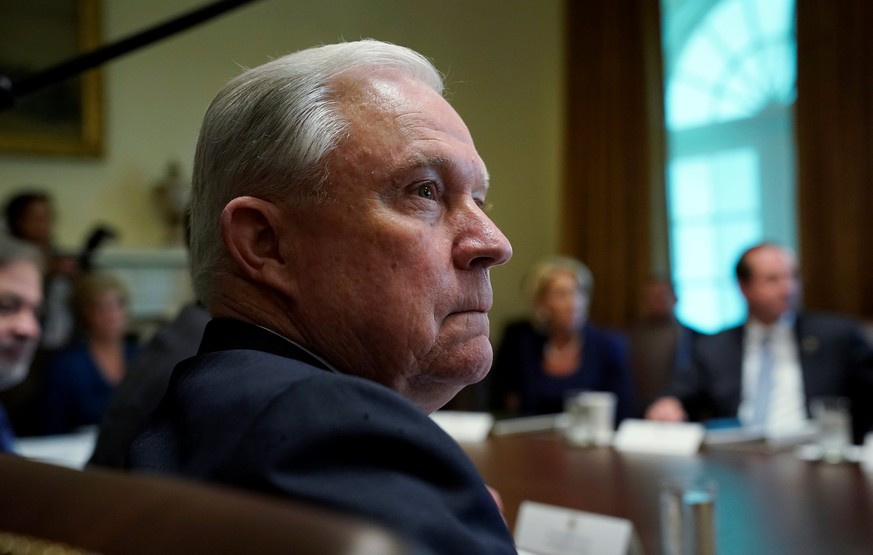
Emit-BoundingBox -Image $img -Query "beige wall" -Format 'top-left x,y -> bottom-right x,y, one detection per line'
0,0 -> 564,335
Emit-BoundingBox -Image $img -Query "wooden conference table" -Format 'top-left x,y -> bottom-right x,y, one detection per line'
461,433 -> 872,555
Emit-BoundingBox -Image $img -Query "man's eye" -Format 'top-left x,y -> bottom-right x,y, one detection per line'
415,183 -> 435,200
0,296 -> 23,316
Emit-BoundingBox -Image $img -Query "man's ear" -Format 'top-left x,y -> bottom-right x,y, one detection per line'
738,281 -> 751,300
220,196 -> 295,297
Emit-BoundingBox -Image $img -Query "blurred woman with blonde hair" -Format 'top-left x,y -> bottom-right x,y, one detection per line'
40,272 -> 139,434
491,256 -> 635,420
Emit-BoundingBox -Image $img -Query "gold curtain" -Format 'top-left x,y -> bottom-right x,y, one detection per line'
796,1 -> 873,318
562,0 -> 667,328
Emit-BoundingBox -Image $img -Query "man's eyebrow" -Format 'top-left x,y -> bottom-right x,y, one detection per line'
389,154 -> 490,190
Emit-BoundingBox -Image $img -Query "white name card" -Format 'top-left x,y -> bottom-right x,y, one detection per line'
514,500 -> 636,555
612,419 -> 705,456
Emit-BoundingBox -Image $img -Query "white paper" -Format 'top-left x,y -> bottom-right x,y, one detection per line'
612,419 -> 705,456
491,413 -> 565,436
703,426 -> 764,445
14,426 -> 97,469
429,411 -> 494,443
515,500 -> 634,555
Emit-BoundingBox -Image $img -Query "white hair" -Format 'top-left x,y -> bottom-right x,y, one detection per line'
189,40 -> 444,305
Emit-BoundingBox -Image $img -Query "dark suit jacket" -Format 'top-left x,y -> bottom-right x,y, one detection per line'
670,312 -> 873,442
126,318 -> 515,555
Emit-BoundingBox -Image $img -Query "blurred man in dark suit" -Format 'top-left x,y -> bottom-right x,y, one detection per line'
647,243 -> 873,443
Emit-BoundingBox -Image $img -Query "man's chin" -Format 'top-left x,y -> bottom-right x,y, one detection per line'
0,360 -> 29,391
445,338 -> 493,384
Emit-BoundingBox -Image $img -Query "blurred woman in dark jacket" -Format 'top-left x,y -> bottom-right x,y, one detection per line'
491,256 -> 635,422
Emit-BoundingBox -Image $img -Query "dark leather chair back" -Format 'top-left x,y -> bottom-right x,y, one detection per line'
0,454 -> 416,555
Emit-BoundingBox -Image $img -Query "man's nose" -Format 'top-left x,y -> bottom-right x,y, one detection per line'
12,309 -> 41,340
454,204 -> 513,270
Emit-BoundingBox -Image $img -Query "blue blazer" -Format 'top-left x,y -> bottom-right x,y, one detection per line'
128,318 -> 516,555
0,405 -> 15,453
670,312 -> 873,442
491,320 -> 636,421
41,338 -> 139,435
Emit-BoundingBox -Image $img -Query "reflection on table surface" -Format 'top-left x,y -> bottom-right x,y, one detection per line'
461,433 -> 873,555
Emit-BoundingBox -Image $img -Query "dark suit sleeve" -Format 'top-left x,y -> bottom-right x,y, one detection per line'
798,314 -> 873,443
228,375 -> 516,555
665,325 -> 749,422
663,338 -> 705,420
846,325 -> 873,442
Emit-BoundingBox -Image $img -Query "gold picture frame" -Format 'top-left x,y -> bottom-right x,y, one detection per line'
0,0 -> 102,157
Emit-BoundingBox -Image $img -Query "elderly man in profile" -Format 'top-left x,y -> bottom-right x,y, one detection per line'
0,236 -> 43,452
124,41 -> 515,553
647,243 -> 873,443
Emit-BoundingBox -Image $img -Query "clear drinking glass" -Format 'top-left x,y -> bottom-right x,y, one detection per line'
562,391 -> 616,447
811,396 -> 852,464
660,477 -> 717,555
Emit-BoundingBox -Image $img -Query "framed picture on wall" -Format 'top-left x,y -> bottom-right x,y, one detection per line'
0,0 -> 102,157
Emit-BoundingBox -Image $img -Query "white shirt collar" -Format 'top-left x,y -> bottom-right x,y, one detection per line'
745,312 -> 795,341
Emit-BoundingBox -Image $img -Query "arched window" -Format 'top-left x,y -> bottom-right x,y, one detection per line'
662,0 -> 796,332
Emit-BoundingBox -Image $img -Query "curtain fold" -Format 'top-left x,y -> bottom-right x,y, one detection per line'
562,0 -> 667,328
795,1 -> 873,318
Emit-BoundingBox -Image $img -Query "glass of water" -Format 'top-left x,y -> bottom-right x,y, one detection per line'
811,396 -> 852,464
660,477 -> 717,555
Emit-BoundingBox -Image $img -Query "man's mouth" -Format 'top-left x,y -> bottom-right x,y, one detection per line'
0,344 -> 32,365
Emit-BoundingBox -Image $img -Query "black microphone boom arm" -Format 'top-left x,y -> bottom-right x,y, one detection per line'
0,0 -> 264,111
